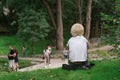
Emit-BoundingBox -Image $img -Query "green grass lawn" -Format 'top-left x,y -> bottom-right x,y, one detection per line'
0,36 -> 51,56
0,59 -> 120,80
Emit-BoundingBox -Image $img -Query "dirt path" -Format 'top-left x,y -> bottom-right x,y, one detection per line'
88,45 -> 113,52
0,55 -> 68,72
18,59 -> 67,72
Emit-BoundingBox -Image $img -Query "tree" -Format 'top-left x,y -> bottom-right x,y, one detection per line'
100,0 -> 120,55
41,0 -> 56,30
1,0 -> 118,53
75,0 -> 83,23
56,0 -> 64,50
85,0 -> 92,39
17,8 -> 50,54
90,0 -> 115,38
42,0 -> 64,50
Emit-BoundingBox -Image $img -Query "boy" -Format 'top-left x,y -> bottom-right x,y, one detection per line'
62,23 -> 94,70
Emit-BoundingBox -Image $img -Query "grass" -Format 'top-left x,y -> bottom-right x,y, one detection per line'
0,58 -> 32,72
0,59 -> 120,80
0,36 -> 51,56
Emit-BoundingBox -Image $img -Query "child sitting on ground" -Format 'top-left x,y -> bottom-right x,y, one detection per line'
62,23 -> 94,70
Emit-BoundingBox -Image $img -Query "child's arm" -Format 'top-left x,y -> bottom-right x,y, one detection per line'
13,53 -> 16,57
87,41 -> 91,49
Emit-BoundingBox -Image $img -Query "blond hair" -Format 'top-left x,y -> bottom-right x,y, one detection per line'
71,23 -> 84,37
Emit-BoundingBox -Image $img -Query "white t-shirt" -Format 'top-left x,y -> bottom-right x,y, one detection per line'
43,49 -> 50,56
48,46 -> 52,53
67,36 -> 88,62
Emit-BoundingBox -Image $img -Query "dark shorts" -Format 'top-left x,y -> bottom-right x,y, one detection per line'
62,61 -> 95,70
15,58 -> 18,62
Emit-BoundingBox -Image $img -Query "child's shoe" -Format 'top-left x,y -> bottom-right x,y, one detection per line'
48,64 -> 51,67
44,66 -> 47,68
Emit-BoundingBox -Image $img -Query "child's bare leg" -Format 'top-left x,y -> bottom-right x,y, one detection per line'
8,60 -> 13,72
44,57 -> 47,68
14,63 -> 19,71
17,63 -> 19,68
14,63 -> 16,70
47,55 -> 51,66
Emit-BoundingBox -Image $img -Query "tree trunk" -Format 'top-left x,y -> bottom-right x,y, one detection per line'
41,0 -> 57,46
94,21 -> 99,37
85,0 -> 92,39
56,0 -> 64,50
75,0 -> 83,23
41,0 -> 56,29
31,41 -> 34,55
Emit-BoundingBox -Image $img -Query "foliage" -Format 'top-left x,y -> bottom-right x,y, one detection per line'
0,0 -> 117,37
115,0 -> 120,16
0,0 -> 120,52
18,9 -> 50,41
0,1 -> 2,17
100,0 -> 120,55
16,7 -> 50,54
62,0 -> 77,29
0,59 -> 120,80
17,8 -> 50,41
